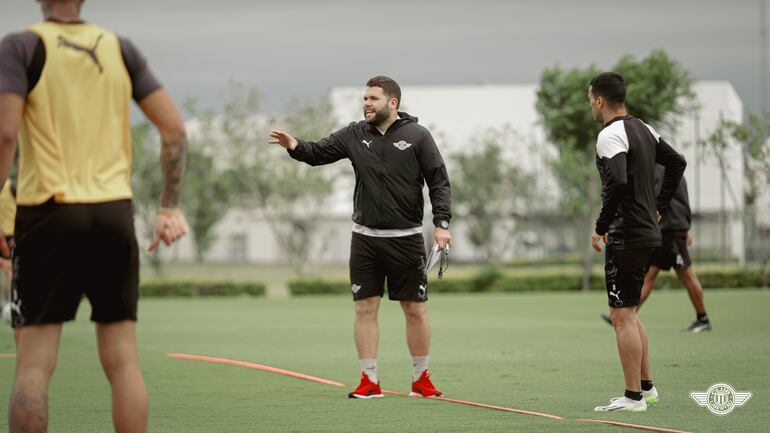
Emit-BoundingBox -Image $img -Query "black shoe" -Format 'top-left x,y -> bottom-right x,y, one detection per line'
601,313 -> 612,326
684,320 -> 711,333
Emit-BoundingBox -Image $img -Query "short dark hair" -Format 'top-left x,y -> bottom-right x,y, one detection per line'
366,75 -> 401,108
589,72 -> 626,106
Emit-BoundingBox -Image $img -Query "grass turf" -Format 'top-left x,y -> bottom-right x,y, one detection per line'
1,289 -> 768,432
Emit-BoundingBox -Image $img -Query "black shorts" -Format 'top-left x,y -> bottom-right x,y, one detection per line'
349,232 -> 428,302
649,231 -> 691,271
11,199 -> 139,328
604,247 -> 655,308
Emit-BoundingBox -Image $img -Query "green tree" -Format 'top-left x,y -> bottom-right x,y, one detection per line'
182,144 -> 241,262
702,111 -> 770,280
131,123 -> 165,275
536,50 -> 695,290
259,97 -> 342,275
451,126 -> 536,262
183,95 -> 245,262
209,84 -> 342,275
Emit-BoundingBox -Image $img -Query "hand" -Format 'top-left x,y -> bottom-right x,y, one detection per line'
269,130 -> 298,150
687,232 -> 694,246
656,210 -> 662,222
591,231 -> 608,252
434,227 -> 452,250
149,208 -> 189,252
0,228 -> 8,259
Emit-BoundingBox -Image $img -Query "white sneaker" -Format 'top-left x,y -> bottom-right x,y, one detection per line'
0,303 -> 11,324
643,386 -> 659,405
611,386 -> 659,405
595,396 -> 647,412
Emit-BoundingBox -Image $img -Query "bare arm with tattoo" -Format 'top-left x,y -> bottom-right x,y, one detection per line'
138,89 -> 189,251
0,93 -> 23,259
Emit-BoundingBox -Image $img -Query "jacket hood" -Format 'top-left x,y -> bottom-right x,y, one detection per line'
397,111 -> 418,123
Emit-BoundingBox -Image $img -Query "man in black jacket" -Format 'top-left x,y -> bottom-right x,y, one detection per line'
602,167 -> 711,332
588,72 -> 686,412
270,76 -> 452,399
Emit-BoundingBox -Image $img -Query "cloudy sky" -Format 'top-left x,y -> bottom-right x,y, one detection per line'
3,0 -> 768,118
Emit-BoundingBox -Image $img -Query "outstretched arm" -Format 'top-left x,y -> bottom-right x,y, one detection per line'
270,126 -> 349,166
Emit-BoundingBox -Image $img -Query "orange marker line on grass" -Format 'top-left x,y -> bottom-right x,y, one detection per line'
166,353 -> 565,421
430,395 -> 565,420
165,353 -> 346,388
577,418 -> 694,433
0,354 -> 16,358
165,353 -> 695,432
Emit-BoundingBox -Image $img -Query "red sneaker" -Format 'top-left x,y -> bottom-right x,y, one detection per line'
410,370 -> 443,397
348,372 -> 383,399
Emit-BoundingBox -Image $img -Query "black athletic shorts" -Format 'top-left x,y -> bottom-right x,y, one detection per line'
604,247 -> 655,308
649,231 -> 691,271
11,199 -> 139,328
349,232 -> 428,302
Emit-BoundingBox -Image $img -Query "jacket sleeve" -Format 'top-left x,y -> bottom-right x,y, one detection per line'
287,125 -> 350,166
654,137 -> 687,214
417,128 -> 452,227
595,153 -> 628,236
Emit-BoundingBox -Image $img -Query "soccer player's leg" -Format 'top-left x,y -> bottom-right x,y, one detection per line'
96,321 -> 148,433
350,297 -> 383,398
382,233 -> 442,397
9,202 -> 83,430
9,323 -> 63,433
399,300 -> 442,398
638,265 -> 661,309
640,234 -> 675,310
595,248 -> 654,412
349,233 -> 385,399
673,235 -> 710,332
85,200 -> 148,429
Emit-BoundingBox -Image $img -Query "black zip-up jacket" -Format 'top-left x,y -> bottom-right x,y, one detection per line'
654,165 -> 692,232
594,115 -> 686,250
287,112 -> 452,230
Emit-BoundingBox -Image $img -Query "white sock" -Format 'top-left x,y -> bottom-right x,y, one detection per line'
412,355 -> 429,381
360,358 -> 377,383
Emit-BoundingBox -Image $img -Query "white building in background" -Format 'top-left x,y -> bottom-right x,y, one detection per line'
157,81 -> 748,264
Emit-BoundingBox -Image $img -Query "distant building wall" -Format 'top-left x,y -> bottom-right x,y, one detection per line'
154,81 -> 752,265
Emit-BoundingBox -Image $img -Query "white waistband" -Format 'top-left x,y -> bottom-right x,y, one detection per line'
352,224 -> 422,238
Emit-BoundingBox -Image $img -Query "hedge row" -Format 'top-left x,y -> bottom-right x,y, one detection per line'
288,268 -> 766,295
140,280 -> 266,297
503,253 -> 740,268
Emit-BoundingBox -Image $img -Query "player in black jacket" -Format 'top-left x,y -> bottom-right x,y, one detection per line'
602,167 -> 711,332
589,72 -> 686,412
270,76 -> 452,399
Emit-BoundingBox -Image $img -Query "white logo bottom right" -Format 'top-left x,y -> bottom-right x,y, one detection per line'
690,383 -> 752,416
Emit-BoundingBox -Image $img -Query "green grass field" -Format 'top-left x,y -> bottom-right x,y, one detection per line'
1,290 -> 768,432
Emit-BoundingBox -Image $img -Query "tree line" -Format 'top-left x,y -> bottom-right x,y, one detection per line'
132,53 -> 770,281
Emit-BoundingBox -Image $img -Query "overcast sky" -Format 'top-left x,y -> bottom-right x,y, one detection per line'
2,0 -> 768,119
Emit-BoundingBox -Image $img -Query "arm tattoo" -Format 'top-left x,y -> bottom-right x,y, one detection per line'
160,136 -> 186,208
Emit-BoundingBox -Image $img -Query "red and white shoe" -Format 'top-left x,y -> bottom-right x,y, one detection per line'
410,370 -> 443,398
348,372 -> 383,399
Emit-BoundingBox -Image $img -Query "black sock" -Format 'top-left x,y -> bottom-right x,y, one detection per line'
697,312 -> 709,323
641,379 -> 653,391
625,390 -> 643,401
